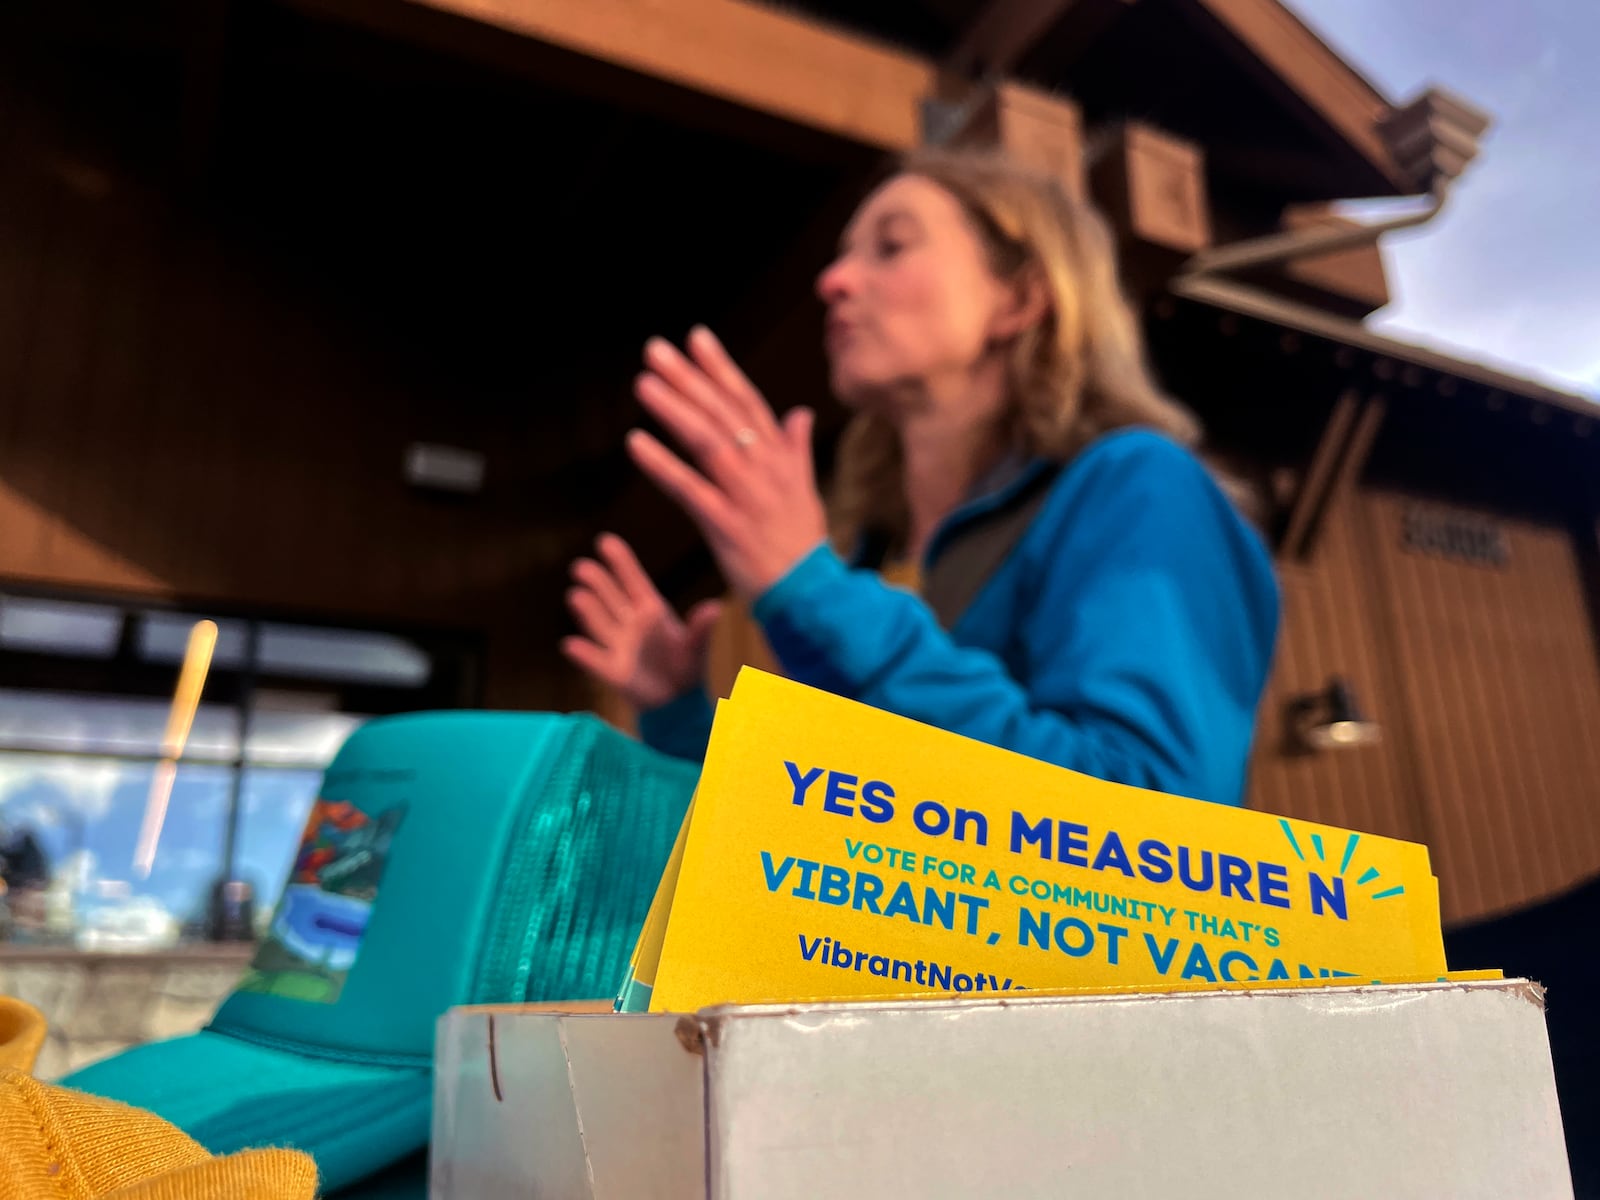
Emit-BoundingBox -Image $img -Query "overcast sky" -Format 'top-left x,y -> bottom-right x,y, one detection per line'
1286,0 -> 1598,399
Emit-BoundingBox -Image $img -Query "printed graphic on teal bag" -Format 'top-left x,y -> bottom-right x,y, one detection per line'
238,798 -> 408,1004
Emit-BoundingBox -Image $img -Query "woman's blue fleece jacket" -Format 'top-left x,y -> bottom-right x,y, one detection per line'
640,429 -> 1280,807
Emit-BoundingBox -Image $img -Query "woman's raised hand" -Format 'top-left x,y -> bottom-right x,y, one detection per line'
628,326 -> 828,601
561,533 -> 723,712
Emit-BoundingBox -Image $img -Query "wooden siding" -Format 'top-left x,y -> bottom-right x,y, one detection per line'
1361,492 -> 1600,922
0,71 -> 585,710
1249,486 -> 1600,924
1247,490 -> 1432,847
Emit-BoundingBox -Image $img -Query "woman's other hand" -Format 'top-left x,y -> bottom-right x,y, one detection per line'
561,533 -> 723,712
628,326 -> 828,601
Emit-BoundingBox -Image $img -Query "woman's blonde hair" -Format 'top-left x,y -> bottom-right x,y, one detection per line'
830,147 -> 1200,546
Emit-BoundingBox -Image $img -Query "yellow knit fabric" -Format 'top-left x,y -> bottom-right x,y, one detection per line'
0,997 -> 317,1200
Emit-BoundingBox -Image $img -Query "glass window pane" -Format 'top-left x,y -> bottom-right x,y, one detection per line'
0,690 -> 240,760
243,704 -> 366,771
0,753 -> 229,949
234,768 -> 324,919
138,613 -> 248,669
258,625 -> 431,687
0,597 -> 121,658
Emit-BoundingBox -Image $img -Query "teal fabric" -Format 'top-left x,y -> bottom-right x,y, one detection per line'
63,712 -> 696,1193
643,430 -> 1280,806
62,1027 -> 432,1190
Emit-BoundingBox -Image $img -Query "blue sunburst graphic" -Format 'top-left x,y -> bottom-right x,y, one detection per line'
1279,820 -> 1405,900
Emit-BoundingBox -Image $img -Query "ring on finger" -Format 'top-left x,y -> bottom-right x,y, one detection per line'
733,427 -> 758,449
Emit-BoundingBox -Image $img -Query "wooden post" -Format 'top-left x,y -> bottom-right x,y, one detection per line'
1281,391 -> 1386,562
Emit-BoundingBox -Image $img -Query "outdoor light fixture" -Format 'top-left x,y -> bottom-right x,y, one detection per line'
1287,677 -> 1382,752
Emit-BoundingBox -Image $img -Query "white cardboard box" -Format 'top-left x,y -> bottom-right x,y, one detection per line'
430,981 -> 1572,1199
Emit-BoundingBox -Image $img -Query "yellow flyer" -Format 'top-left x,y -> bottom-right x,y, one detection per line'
616,792 -> 696,1012
647,669 -> 1447,1012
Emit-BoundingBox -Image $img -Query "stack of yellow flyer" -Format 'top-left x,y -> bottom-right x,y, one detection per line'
618,669 -> 1490,1013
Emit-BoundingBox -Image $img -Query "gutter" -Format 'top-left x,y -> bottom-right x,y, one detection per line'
1179,87 -> 1490,279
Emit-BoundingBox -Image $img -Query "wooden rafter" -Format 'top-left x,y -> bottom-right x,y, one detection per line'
1172,276 -> 1599,420
1317,396 -> 1385,547
1280,389 -> 1359,560
294,0 -> 938,151
300,0 -> 1418,198
945,0 -> 1414,194
944,0 -> 1137,78
1278,390 -> 1384,563
1185,0 -> 1407,189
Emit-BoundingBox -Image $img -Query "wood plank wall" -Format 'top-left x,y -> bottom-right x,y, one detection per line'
0,75 -> 588,711
1362,492 -> 1600,921
1249,486 -> 1600,925
1245,491 -> 1431,847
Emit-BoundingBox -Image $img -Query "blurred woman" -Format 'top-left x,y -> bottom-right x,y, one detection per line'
562,148 -> 1279,806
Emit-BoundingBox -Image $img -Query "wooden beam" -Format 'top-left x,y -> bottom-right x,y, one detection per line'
1279,391 -> 1384,563
945,0 -> 1136,79
939,81 -> 1086,196
305,0 -> 939,152
1185,0 -> 1407,190
1320,396 -> 1385,532
1280,389 -> 1359,560
1275,207 -> 1391,317
1171,275 -> 1600,421
1089,120 -> 1209,254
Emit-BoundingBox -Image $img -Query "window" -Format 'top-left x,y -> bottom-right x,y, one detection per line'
0,592 -> 479,950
